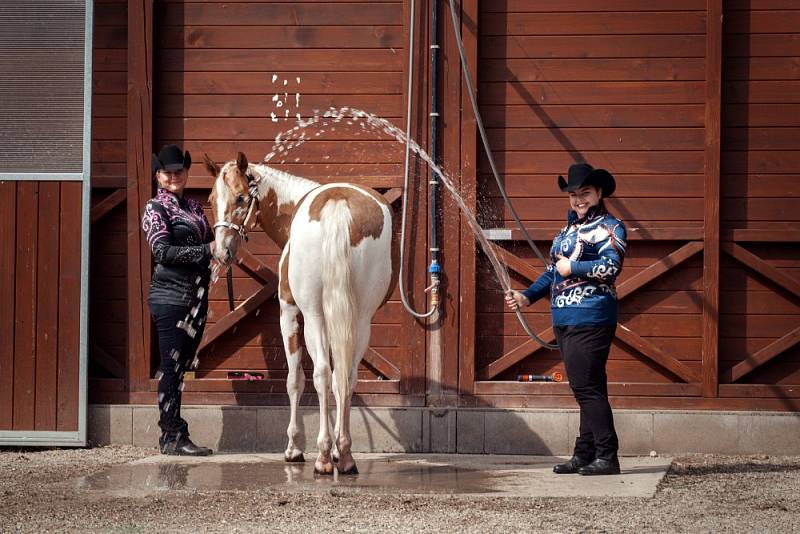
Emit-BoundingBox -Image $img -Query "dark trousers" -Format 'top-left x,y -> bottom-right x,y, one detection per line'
554,325 -> 618,461
149,301 -> 207,442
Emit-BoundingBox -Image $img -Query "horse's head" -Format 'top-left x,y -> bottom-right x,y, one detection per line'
205,151 -> 258,265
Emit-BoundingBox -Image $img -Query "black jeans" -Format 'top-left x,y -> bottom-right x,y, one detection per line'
149,300 -> 207,442
554,325 -> 618,461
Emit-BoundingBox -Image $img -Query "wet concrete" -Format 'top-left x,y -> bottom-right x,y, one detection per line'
75,454 -> 671,498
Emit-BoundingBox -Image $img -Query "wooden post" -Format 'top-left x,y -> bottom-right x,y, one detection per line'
401,0 -> 429,399
457,0 -> 479,397
702,0 -> 723,397
127,0 -> 154,392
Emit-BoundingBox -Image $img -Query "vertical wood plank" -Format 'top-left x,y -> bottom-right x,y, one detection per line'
702,0 -> 723,397
128,0 -> 154,390
35,182 -> 60,430
458,0 -> 479,396
399,0 -> 429,398
13,182 -> 38,430
57,182 -> 82,431
427,0 -> 460,401
0,182 -> 16,429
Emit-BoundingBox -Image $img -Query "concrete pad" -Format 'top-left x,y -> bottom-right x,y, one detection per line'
74,453 -> 672,498
456,410 -> 485,454
485,411 -> 570,455
738,413 -> 800,455
131,406 -> 160,448
654,412 -> 738,454
87,405 -> 133,446
349,408 -> 423,452
424,409 -> 456,453
615,412 -> 655,455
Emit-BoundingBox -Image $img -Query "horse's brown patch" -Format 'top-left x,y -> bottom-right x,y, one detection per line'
279,245 -> 294,305
308,187 -> 385,246
288,333 -> 300,354
381,206 -> 401,308
260,188 -> 296,248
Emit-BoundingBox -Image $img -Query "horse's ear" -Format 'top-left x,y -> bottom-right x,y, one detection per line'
203,153 -> 219,178
236,152 -> 248,173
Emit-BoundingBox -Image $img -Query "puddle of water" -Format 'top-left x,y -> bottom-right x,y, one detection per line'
76,458 -> 516,496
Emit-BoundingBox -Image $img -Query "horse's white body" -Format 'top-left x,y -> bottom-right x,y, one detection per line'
211,160 -> 394,474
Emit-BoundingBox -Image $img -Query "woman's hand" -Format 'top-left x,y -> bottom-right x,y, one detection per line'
505,290 -> 530,311
555,254 -> 572,277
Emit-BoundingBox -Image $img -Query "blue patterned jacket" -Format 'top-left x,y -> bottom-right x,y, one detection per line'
522,204 -> 627,326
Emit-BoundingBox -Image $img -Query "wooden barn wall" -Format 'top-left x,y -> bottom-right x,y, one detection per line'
717,0 -> 800,397
89,0 -> 128,384
89,0 -> 429,406
0,182 -> 83,431
87,0 -> 799,411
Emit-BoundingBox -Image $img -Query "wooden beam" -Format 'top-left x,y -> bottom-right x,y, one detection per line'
235,247 -> 275,285
477,241 -> 703,381
90,189 -> 126,225
457,0 -> 479,397
490,243 -> 541,283
477,328 -> 556,381
615,324 -> 701,383
382,187 -> 403,205
722,242 -> 800,299
127,0 -> 154,391
363,348 -> 401,381
197,280 -> 278,352
722,326 -> 800,383
701,0 -> 723,398
727,229 -> 800,243
498,225 -> 704,242
617,241 -> 704,299
90,343 -> 126,379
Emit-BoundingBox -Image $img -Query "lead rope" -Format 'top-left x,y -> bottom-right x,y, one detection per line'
446,0 -> 558,350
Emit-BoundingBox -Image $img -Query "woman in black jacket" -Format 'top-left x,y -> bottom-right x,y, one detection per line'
142,145 -> 215,456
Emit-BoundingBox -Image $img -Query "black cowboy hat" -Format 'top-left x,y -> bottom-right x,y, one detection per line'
152,145 -> 192,174
557,162 -> 616,197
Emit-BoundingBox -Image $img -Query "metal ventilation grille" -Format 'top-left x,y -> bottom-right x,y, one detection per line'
0,1 -> 86,174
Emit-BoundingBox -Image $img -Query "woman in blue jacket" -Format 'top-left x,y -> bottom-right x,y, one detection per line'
506,163 -> 627,476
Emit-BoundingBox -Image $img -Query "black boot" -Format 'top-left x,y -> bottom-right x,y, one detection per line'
161,435 -> 213,456
553,456 -> 591,474
577,457 -> 620,476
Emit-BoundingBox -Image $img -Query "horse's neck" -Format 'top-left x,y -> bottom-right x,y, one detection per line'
251,164 -> 319,248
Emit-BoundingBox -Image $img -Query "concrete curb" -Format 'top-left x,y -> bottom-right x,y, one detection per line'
88,405 -> 800,455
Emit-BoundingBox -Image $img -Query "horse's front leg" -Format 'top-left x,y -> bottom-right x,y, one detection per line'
279,299 -> 305,463
303,313 -> 335,475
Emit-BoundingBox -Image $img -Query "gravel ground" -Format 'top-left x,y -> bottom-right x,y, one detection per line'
1,446 -> 798,533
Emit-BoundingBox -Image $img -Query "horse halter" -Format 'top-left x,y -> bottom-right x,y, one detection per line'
213,173 -> 260,242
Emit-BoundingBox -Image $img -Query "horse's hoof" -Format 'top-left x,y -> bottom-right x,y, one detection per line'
314,460 -> 335,476
285,453 -> 305,463
314,466 -> 335,476
337,464 -> 359,476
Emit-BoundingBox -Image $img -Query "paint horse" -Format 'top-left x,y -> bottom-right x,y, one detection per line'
206,153 -> 396,475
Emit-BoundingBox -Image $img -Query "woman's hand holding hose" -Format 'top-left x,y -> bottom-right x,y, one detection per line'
505,290 -> 530,311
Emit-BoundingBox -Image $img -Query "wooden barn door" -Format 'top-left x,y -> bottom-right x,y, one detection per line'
0,1 -> 92,445
457,0 -> 717,407
134,0 -> 429,406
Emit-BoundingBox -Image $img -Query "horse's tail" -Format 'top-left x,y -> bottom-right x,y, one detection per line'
320,199 -> 356,412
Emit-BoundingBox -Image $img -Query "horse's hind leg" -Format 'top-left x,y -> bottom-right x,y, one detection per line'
280,300 -> 305,462
334,317 -> 371,475
303,313 -> 335,475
